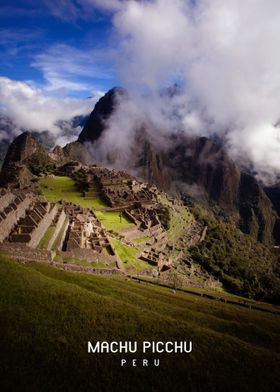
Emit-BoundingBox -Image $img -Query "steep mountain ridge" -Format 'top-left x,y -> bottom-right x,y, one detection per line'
78,87 -> 126,144
73,88 -> 278,245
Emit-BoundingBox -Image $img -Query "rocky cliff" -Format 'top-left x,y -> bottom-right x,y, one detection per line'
78,87 -> 126,144
75,88 -> 278,244
0,132 -> 56,187
1,131 -> 41,170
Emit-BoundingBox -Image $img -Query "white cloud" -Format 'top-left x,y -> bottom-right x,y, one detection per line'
0,77 -> 99,145
43,0 -> 82,22
90,0 -> 280,184
32,44 -> 115,94
42,0 -> 123,22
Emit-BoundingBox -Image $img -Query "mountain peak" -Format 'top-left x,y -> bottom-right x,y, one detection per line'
2,131 -> 40,170
78,87 -> 127,144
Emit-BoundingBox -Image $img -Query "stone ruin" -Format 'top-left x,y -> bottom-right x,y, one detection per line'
9,201 -> 58,248
59,202 -> 118,264
0,188 -> 70,255
0,163 -> 208,279
0,188 -> 34,242
124,205 -> 161,230
81,167 -> 174,270
0,188 -> 119,266
63,202 -> 115,256
55,161 -> 82,176
83,166 -> 157,208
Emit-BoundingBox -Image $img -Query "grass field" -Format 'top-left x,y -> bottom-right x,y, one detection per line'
111,239 -> 152,271
133,236 -> 151,243
0,256 -> 279,391
38,225 -> 56,249
95,210 -> 135,231
39,176 -> 108,209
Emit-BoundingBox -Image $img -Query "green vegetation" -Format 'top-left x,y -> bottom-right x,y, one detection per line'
189,206 -> 280,303
159,195 -> 193,245
38,225 -> 56,249
133,235 -> 151,243
51,218 -> 68,250
111,238 -> 151,271
38,176 -> 107,209
95,210 -> 135,231
26,150 -> 56,175
0,257 -> 279,391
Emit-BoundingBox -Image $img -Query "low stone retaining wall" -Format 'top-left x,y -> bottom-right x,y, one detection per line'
0,243 -> 52,262
56,248 -> 117,264
53,262 -> 124,275
47,210 -> 66,250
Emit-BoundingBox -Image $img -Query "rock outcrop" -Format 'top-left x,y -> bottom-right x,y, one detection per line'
63,141 -> 93,164
0,132 -> 55,187
78,87 -> 126,144
1,131 -> 41,169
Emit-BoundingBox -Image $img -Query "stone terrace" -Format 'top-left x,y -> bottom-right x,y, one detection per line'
9,202 -> 57,248
86,167 -> 157,208
0,189 -> 34,242
125,206 -> 160,230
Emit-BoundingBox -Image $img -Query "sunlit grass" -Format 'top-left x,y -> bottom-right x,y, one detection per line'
0,256 -> 279,391
95,210 -> 135,231
111,238 -> 151,271
133,236 -> 151,243
38,226 -> 56,249
39,176 -> 108,209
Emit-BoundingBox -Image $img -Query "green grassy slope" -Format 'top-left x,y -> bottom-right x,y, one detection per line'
0,257 -> 279,392
38,176 -> 107,209
189,206 -> 280,302
158,194 -> 193,245
111,239 -> 152,271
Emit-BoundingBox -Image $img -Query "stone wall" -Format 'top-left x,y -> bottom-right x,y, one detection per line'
28,204 -> 58,248
53,262 -> 124,275
0,243 -> 52,262
0,194 -> 33,242
0,190 -> 15,212
57,248 -> 117,264
124,210 -> 139,226
47,209 -> 66,250
57,217 -> 69,251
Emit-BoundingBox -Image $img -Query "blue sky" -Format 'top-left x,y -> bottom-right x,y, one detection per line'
0,0 -> 118,98
1,0 -> 280,180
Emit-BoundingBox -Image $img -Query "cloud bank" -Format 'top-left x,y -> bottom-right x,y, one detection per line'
0,77 -> 98,145
92,0 -> 280,184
